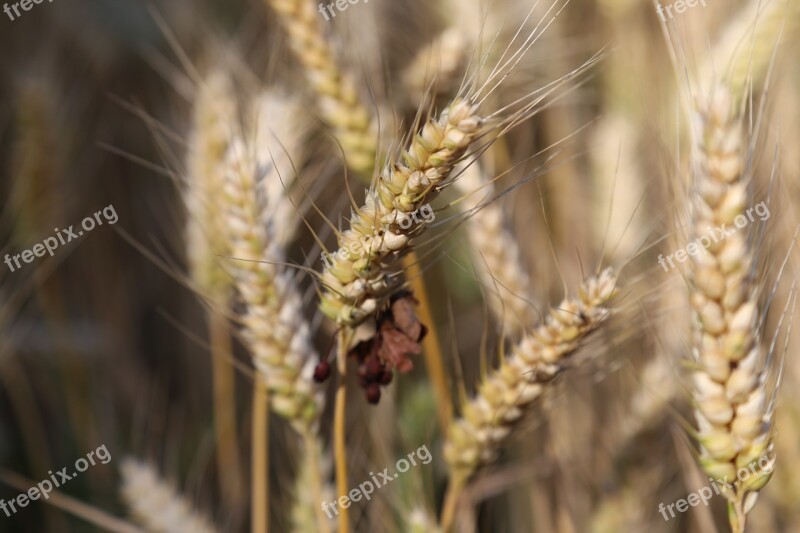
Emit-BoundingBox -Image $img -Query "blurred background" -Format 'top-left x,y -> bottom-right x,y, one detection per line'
0,0 -> 798,531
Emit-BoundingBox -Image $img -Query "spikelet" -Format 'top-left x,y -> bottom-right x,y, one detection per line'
688,84 -> 773,531
318,98 -> 482,327
444,268 -> 617,480
221,105 -> 322,432
185,70 -> 238,295
119,458 -> 218,533
456,162 -> 537,335
265,0 -> 376,176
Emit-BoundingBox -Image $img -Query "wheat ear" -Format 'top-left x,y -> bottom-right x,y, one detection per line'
317,11 -> 602,326
456,162 -> 538,335
185,70 -> 238,294
688,84 -> 773,532
222,133 -> 322,433
318,98 -> 482,327
251,90 -> 309,247
402,27 -> 470,106
708,0 -> 800,101
264,0 -> 376,176
119,458 -> 218,533
221,109 -> 331,532
441,269 -> 617,529
184,70 -> 246,512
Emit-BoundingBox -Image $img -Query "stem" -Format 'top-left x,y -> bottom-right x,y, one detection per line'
402,254 -> 452,429
440,474 -> 466,532
209,309 -> 244,514
730,495 -> 748,533
334,329 -> 350,533
252,379 -> 269,533
302,430 -> 332,533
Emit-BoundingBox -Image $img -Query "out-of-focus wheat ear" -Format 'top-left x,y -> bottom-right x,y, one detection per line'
251,89 -> 309,247
183,69 -> 245,513
185,69 -> 237,296
455,162 -> 538,335
408,508 -> 442,533
687,84 -> 773,533
221,127 -> 331,532
708,0 -> 800,101
9,76 -> 62,242
222,133 -> 324,431
617,352 -> 679,446
402,27 -> 471,107
263,0 -> 376,178
291,435 -> 336,533
441,269 -> 617,529
590,114 -> 646,260
119,458 -> 219,533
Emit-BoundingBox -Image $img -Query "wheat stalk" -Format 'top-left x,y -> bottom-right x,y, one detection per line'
119,458 -> 218,533
264,0 -> 376,176
441,268 -> 617,528
688,83 -> 773,532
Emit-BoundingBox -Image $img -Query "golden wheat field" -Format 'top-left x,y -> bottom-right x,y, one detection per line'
1,0 -> 799,531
